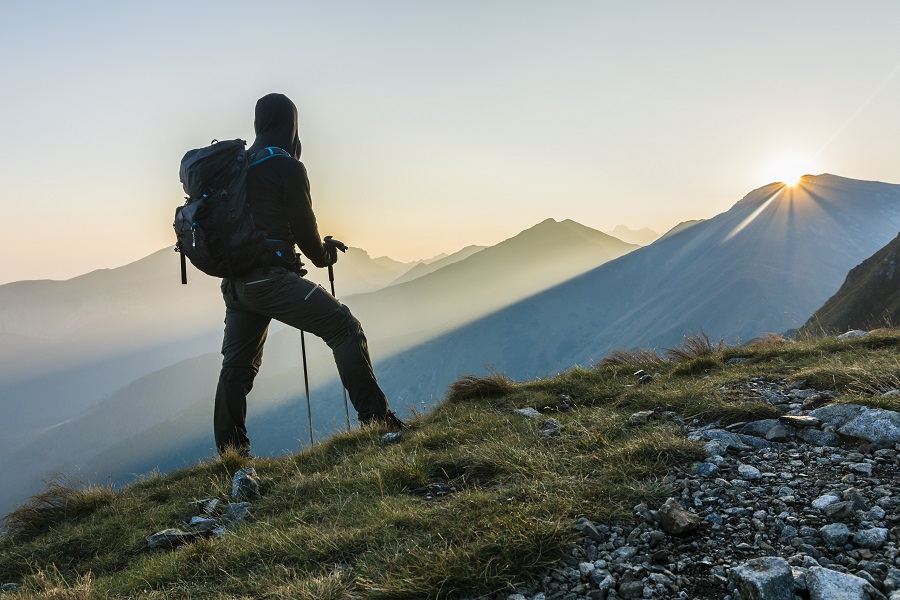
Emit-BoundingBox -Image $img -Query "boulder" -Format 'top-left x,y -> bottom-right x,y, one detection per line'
837,408 -> 900,447
807,566 -> 882,600
729,557 -> 794,600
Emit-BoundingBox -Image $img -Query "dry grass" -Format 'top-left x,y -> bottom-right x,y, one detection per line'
665,330 -> 725,362
596,349 -> 663,369
4,479 -> 116,542
744,333 -> 790,351
446,372 -> 515,402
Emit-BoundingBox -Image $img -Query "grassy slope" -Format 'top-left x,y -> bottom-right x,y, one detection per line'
2,332 -> 900,599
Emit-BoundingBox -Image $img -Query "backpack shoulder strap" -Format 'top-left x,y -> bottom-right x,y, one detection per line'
248,146 -> 292,167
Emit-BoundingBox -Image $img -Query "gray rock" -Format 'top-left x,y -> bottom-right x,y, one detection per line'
1,583 -> 17,593
739,420 -> 780,437
807,566 -> 881,600
823,501 -> 856,520
812,494 -> 841,510
837,407 -> 900,447
838,330 -> 870,339
221,502 -> 253,526
146,528 -> 199,549
798,428 -> 841,447
765,423 -> 793,442
819,523 -> 852,547
628,410 -> 657,424
854,527 -> 889,549
885,567 -> 900,592
699,429 -> 753,451
695,462 -> 720,477
735,433 -> 777,450
729,557 -> 794,600
231,467 -> 261,501
381,431 -> 403,444
738,464 -> 762,480
704,440 -> 729,457
617,580 -> 644,599
658,497 -> 701,535
514,407 -> 542,418
811,404 -> 868,428
540,418 -> 563,437
883,389 -> 900,398
188,516 -> 221,533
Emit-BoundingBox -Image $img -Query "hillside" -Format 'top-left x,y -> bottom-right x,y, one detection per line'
2,331 -> 899,599
800,231 -> 900,335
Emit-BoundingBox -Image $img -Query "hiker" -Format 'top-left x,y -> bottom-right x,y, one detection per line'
213,93 -> 404,456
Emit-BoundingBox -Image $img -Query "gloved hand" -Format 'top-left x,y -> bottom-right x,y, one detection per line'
324,243 -> 339,266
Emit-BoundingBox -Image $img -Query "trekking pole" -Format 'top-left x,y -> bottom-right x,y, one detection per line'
324,236 -> 350,431
301,330 -> 314,447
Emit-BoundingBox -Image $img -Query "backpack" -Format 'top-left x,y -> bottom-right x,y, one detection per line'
174,139 -> 290,283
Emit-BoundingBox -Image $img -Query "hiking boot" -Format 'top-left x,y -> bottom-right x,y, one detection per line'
360,410 -> 409,431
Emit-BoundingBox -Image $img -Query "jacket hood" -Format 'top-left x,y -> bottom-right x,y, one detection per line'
250,93 -> 302,159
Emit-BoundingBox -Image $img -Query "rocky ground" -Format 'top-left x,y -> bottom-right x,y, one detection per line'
488,373 -> 900,600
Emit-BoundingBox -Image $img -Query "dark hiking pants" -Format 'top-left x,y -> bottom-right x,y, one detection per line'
214,267 -> 389,455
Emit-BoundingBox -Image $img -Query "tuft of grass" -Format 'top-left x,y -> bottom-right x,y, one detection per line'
6,566 -> 95,600
4,479 -> 116,542
744,332 -> 790,351
665,330 -> 725,362
596,349 -> 663,369
446,372 -> 515,402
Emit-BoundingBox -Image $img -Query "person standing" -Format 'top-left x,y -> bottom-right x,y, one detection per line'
213,93 -> 405,456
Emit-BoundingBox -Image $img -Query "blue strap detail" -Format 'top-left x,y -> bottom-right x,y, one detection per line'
249,146 -> 291,167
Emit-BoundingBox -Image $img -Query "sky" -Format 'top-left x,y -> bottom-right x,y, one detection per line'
1,1 -> 900,284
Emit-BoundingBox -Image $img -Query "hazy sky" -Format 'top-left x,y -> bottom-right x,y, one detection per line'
2,1 -> 899,283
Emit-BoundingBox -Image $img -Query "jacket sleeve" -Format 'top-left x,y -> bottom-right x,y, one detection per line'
284,161 -> 331,268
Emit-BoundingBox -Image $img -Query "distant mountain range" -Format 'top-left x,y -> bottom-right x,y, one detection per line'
362,175 -> 900,403
606,224 -> 661,246
800,230 -> 900,335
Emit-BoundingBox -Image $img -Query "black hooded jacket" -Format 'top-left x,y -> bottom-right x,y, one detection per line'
247,93 -> 331,268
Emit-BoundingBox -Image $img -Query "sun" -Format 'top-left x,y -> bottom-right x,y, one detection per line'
763,156 -> 814,188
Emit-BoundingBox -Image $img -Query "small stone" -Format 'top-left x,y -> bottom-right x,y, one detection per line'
849,462 -> 874,475
704,440 -> 729,457
381,431 -> 403,444
221,502 -> 253,526
837,330 -> 869,339
695,462 -> 720,477
231,466 -> 261,501
853,527 -> 889,549
812,494 -> 841,510
819,523 -> 852,547
540,418 -> 563,437
146,528 -> 199,549
658,497 -> 701,535
737,464 -> 762,480
514,407 -> 542,418
1,583 -> 18,593
187,516 -> 221,533
629,410 -> 657,424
